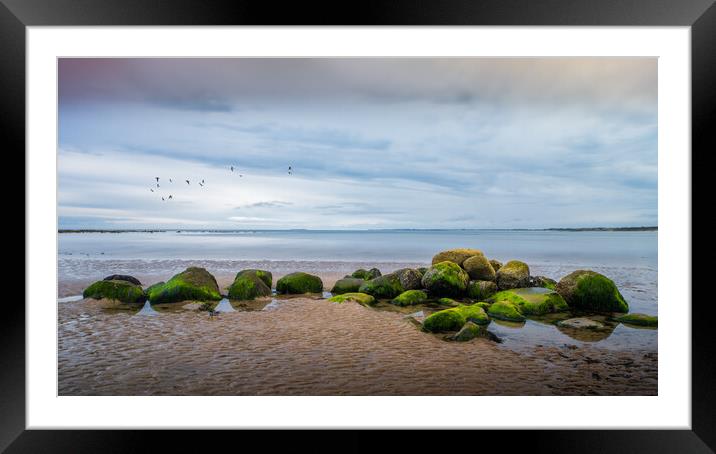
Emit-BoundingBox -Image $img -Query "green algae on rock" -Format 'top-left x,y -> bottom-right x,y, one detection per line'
328,292 -> 375,306
450,321 -> 489,342
144,281 -> 165,295
556,270 -> 628,313
276,272 -> 323,294
228,272 -> 272,300
421,261 -> 469,297
531,276 -> 557,290
437,297 -> 461,307
235,269 -> 272,288
393,268 -> 424,290
487,300 -> 526,322
148,267 -> 222,304
358,273 -> 405,299
422,304 -> 490,333
490,287 -> 568,316
83,279 -> 146,304
431,248 -> 483,266
489,259 -> 503,272
467,280 -> 498,300
391,289 -> 428,306
495,260 -> 530,290
331,277 -> 366,295
462,253 -> 496,281
614,313 -> 657,327
103,274 -> 142,286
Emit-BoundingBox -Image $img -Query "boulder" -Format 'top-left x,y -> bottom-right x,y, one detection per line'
437,297 -> 461,307
529,275 -> 557,290
358,273 -> 404,299
147,267 -> 222,304
228,272 -> 272,300
391,289 -> 428,306
557,317 -> 605,330
331,278 -> 366,295
423,304 -> 489,332
394,268 -> 423,290
351,269 -> 370,280
614,313 -> 657,327
328,292 -> 375,306
462,253 -> 496,281
555,270 -> 628,313
83,279 -> 145,304
103,274 -> 142,286
421,261 -> 469,297
235,269 -> 272,288
487,300 -> 526,322
495,260 -> 530,289
451,321 -> 489,342
489,259 -> 503,272
417,267 -> 428,276
467,280 -> 498,300
276,272 -> 323,294
489,287 -> 568,316
366,268 -> 382,280
145,281 -> 165,295
431,248 -> 483,266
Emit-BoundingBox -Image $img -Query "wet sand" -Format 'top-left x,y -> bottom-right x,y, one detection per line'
58,297 -> 657,396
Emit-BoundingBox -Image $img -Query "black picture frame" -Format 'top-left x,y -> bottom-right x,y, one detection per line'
4,0 -> 710,451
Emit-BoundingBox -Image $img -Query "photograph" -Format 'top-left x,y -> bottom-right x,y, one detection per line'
56,57 -> 659,396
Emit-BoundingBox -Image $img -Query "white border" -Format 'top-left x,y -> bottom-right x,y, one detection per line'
27,27 -> 691,429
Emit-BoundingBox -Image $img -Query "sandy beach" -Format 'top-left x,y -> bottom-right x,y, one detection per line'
58,293 -> 657,396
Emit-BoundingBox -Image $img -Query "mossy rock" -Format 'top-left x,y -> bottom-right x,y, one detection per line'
351,269 -> 370,280
467,280 -> 498,300
235,269 -> 272,288
328,292 -> 375,306
228,273 -> 272,300
489,259 -> 503,272
148,267 -> 222,304
358,273 -> 404,299
614,313 -> 657,327
421,261 -> 469,297
144,281 -> 165,295
462,253 -> 496,281
490,287 -> 568,316
487,300 -> 526,322
83,279 -> 146,304
451,321 -> 489,342
394,268 -> 423,290
391,290 -> 428,307
331,277 -> 366,295
556,270 -> 628,313
431,248 -> 483,266
276,272 -> 323,294
438,297 -> 461,307
495,260 -> 530,290
529,276 -> 557,290
474,301 -> 491,310
423,304 -> 489,332
417,267 -> 428,276
103,274 -> 142,286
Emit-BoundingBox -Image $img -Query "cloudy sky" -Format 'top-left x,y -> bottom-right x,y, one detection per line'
58,58 -> 657,230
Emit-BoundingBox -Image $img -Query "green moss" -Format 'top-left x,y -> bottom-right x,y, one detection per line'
391,290 -> 428,306
495,260 -> 530,289
421,261 -> 469,296
615,313 -> 657,327
331,278 -> 365,295
490,288 -> 568,315
83,279 -> 146,304
148,267 -> 221,304
557,270 -> 628,313
423,304 -> 489,332
431,248 -> 483,266
459,304 -> 490,325
144,281 -> 165,295
351,269 -> 370,279
228,273 -> 272,300
487,301 -> 526,322
235,269 -> 272,288
467,280 -> 498,300
358,273 -> 404,299
463,253 -> 496,281
328,292 -> 375,305
474,301 -> 491,310
438,297 -> 461,306
276,272 -> 323,294
451,321 -> 489,342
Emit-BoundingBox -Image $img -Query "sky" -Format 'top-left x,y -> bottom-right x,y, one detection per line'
58,58 -> 657,230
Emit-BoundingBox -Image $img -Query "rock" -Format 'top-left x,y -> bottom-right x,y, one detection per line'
495,260 -> 530,289
557,317 -> 605,330
328,292 -> 375,306
466,280 -> 498,300
103,274 -> 142,286
351,269 -> 370,280
276,272 -> 324,294
144,281 -> 165,295
417,267 -> 428,276
529,275 -> 557,290
487,300 -> 526,322
365,268 -> 382,280
614,313 -> 657,327
431,248 -> 483,266
331,278 -> 366,295
147,267 -> 222,304
358,273 -> 404,299
393,268 -> 423,290
462,253 -> 496,281
489,259 -> 503,272
423,304 -> 490,332
489,287 -> 568,315
556,270 -> 628,313
421,261 -> 469,297
235,269 -> 272,288
83,279 -> 145,304
451,321 -> 488,341
437,297 -> 461,307
228,272 -> 272,300
391,289 -> 428,306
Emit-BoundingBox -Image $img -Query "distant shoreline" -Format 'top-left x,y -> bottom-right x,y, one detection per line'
58,226 -> 658,234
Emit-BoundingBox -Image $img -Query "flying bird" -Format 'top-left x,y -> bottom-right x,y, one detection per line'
157,183 -> 160,188
230,166 -> 234,172
201,179 -> 205,184
168,195 -> 173,199
185,180 -> 190,185
161,197 -> 165,201
199,182 -> 204,187
169,178 -> 172,183
150,188 -> 154,192
288,165 -> 293,175
155,177 -> 159,182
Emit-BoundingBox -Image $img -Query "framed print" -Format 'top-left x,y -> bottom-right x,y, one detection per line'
5,0 -> 712,451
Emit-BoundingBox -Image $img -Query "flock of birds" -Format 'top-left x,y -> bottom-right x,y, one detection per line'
149,165 -> 293,201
